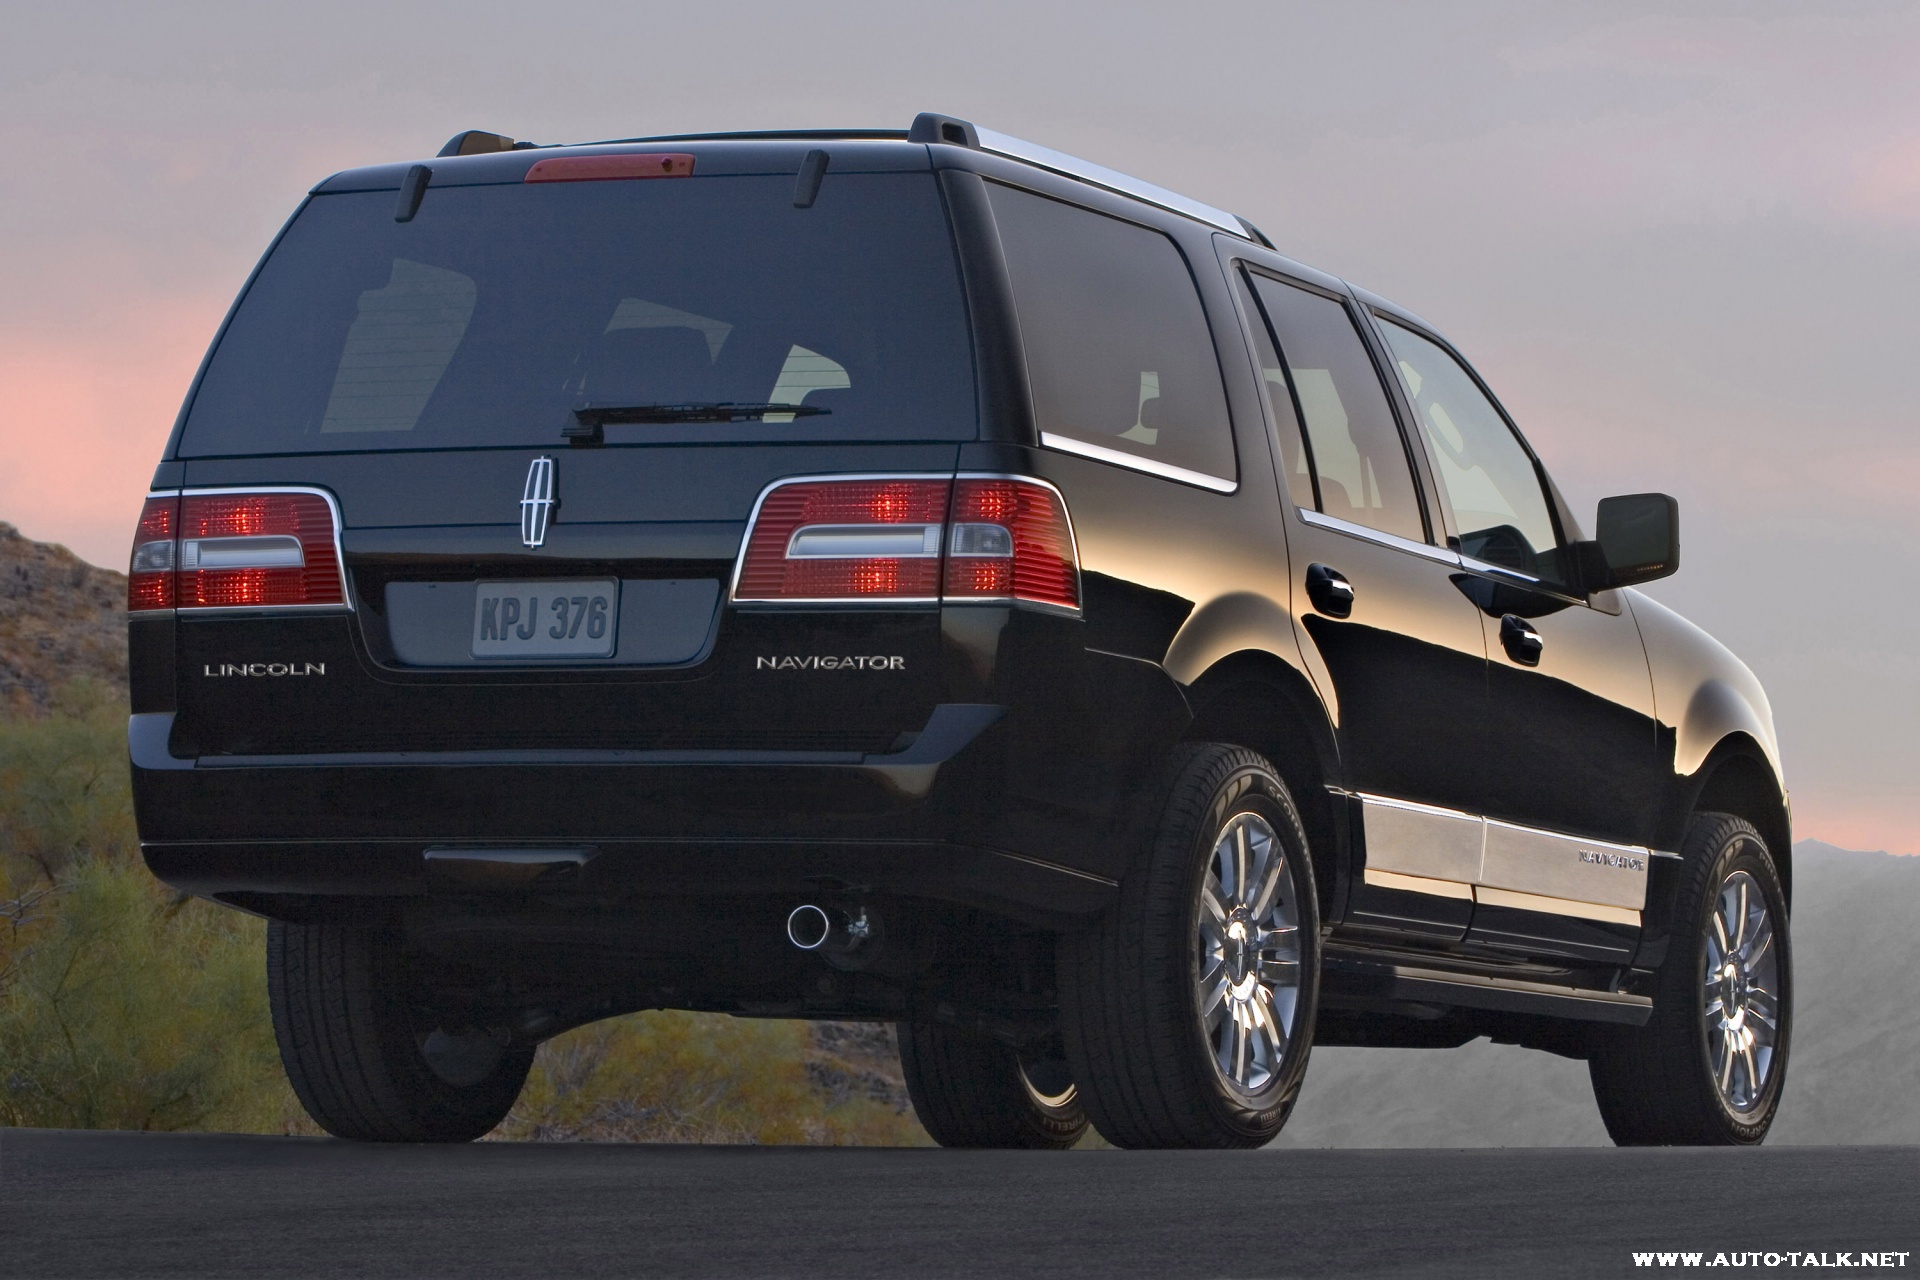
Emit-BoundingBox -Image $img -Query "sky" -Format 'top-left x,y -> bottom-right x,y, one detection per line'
1,0 -> 1916,852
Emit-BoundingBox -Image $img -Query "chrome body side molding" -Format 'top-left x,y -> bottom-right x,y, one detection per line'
1356,793 -> 1663,925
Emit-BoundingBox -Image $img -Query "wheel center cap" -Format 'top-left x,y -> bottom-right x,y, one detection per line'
1227,909 -> 1253,985
1719,961 -> 1747,1016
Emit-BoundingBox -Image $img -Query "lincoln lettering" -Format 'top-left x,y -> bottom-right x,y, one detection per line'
756,655 -> 905,671
202,662 -> 326,677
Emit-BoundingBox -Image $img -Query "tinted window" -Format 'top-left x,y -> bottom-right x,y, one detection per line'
178,173 -> 975,455
986,184 -> 1235,487
1375,319 -> 1563,581
1236,273 -> 1317,512
1249,275 -> 1425,543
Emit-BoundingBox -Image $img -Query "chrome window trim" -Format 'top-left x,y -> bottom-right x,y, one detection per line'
169,486 -> 353,615
1037,432 -> 1237,494
1455,553 -> 1540,585
1297,508 -> 1457,565
973,128 -> 1247,238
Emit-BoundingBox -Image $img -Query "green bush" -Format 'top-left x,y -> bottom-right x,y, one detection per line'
0,856 -> 308,1133
0,676 -> 136,885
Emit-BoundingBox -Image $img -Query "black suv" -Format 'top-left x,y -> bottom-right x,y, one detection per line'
129,114 -> 1792,1149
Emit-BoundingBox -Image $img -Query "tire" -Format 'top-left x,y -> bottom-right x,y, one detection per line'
1059,743 -> 1320,1149
1588,812 -> 1792,1145
267,920 -> 535,1143
897,1023 -> 1087,1149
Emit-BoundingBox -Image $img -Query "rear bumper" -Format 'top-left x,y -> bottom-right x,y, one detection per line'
142,837 -> 1115,929
130,704 -> 1121,925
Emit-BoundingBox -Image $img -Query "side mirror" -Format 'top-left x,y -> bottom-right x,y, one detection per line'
1577,493 -> 1679,590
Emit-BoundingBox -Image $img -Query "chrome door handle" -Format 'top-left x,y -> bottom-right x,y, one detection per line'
1306,564 -> 1355,619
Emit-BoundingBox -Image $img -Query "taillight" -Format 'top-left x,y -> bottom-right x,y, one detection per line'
731,475 -> 1079,611
735,479 -> 951,603
125,488 -> 346,612
944,477 -> 1079,611
128,495 -> 179,611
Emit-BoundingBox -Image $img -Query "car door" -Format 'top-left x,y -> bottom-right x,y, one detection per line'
1237,267 -> 1490,944
1368,311 -> 1663,964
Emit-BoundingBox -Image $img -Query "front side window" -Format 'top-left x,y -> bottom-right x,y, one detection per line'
1248,274 -> 1426,544
1375,318 -> 1563,582
986,183 -> 1236,488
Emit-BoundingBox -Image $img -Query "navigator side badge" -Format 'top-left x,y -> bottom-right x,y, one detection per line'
520,456 -> 556,548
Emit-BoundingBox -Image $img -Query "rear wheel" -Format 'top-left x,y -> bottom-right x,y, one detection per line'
897,1023 -> 1087,1149
1060,744 -> 1319,1149
1588,812 -> 1792,1145
267,921 -> 534,1142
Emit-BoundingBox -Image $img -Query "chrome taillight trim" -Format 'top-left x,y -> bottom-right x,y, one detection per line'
168,486 -> 353,614
944,472 -> 1082,615
728,472 -> 1083,614
729,473 -> 951,607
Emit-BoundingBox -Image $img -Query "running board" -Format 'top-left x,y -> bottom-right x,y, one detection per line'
1321,952 -> 1652,1027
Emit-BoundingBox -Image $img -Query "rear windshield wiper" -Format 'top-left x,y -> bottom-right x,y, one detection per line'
565,401 -> 829,443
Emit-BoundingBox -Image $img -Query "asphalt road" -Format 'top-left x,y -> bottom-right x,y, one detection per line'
1,1130 -> 1913,1279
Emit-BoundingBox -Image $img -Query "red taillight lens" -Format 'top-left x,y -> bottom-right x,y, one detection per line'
735,479 -> 952,602
128,495 -> 180,611
127,490 -> 344,611
732,475 -> 1079,611
944,478 -> 1079,611
176,492 -> 344,608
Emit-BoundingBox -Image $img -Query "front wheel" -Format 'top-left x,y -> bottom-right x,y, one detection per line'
267,921 -> 534,1142
1059,744 -> 1320,1148
1588,812 -> 1792,1145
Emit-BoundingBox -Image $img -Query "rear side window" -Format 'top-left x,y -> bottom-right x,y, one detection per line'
1247,274 -> 1426,544
177,172 -> 976,455
986,184 -> 1236,490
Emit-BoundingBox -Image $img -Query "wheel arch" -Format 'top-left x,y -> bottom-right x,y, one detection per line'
1178,649 -> 1344,920
1636,733 -> 1794,973
1679,736 -> 1793,905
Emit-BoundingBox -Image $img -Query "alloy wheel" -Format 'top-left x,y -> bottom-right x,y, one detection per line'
1194,811 -> 1302,1097
1702,865 -> 1782,1114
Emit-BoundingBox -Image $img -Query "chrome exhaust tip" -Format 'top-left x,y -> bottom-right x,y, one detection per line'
786,904 -> 833,951
786,903 -> 877,957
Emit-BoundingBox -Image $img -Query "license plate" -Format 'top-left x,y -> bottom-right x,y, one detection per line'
471,580 -> 619,659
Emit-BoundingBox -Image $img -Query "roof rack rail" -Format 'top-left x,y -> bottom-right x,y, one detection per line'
906,112 -> 1259,242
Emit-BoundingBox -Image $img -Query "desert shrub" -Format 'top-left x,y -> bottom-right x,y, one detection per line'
0,676 -> 136,885
0,856 -> 309,1133
501,1013 -> 928,1146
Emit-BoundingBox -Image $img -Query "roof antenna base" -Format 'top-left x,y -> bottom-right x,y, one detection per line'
908,113 -> 978,148
438,130 -> 517,158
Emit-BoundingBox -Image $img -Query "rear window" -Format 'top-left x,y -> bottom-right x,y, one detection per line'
178,172 -> 976,455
